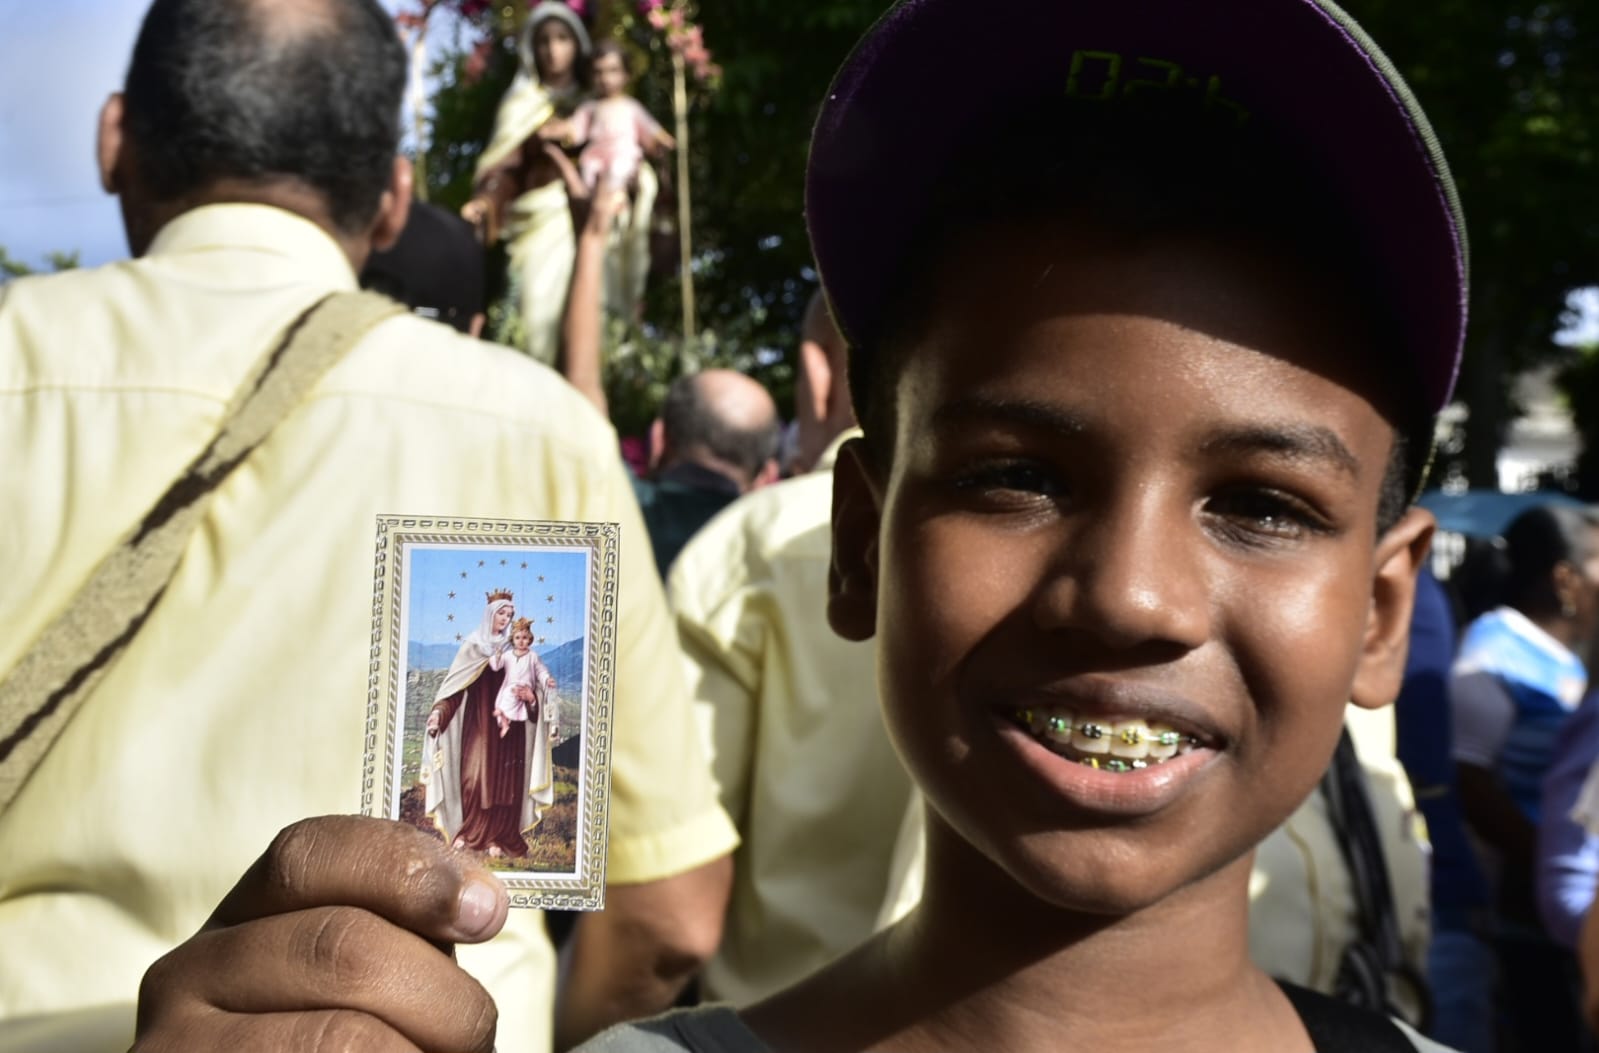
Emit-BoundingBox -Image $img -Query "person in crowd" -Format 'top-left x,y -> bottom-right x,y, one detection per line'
789,289 -> 851,474
117,0 -> 1467,1047
665,309 -> 901,1007
1453,503 -> 1599,1049
631,373 -> 783,576
1397,567 -> 1496,1052
1568,760 -> 1599,1035
0,1 -> 735,1050
1537,685 -> 1599,946
360,199 -> 487,336
557,188 -> 782,576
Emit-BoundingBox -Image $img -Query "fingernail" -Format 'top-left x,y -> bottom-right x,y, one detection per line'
456,875 -> 504,939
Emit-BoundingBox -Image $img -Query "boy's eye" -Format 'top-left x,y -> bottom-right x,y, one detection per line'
1203,487 -> 1332,544
952,460 -> 1065,502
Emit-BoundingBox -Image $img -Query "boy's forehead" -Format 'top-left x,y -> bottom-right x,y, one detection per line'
901,220 -> 1401,437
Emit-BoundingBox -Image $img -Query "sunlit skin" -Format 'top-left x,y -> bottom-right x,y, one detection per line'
745,219 -> 1432,1053
493,604 -> 515,634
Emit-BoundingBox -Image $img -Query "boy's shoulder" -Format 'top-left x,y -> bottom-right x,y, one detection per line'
576,1006 -> 770,1053
1278,982 -> 1458,1053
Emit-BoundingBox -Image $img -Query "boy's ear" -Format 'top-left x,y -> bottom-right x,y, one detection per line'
1349,507 -> 1436,710
828,438 -> 883,642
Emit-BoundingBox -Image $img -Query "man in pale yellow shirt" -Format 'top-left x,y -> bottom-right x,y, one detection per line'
0,1 -> 735,1050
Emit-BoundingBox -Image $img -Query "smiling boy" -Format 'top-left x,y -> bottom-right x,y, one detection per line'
128,0 -> 1465,1049
578,0 -> 1464,1049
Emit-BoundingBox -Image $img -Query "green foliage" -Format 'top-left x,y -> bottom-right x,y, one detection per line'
423,41 -> 519,210
1341,1 -> 1599,487
0,246 -> 79,284
678,2 -> 882,370
420,2 -> 1599,473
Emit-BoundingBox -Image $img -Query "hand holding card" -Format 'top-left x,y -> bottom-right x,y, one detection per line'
132,815 -> 505,1051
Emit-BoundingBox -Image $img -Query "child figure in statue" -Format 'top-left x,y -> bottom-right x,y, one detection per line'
569,41 -> 676,199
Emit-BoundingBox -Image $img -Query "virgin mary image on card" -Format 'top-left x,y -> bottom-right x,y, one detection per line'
422,590 -> 558,860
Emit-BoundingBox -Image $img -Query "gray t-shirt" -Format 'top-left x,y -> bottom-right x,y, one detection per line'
576,1007 -> 768,1053
575,1005 -> 1457,1053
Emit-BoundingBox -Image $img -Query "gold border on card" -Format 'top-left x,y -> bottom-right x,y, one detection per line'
365,516 -> 618,910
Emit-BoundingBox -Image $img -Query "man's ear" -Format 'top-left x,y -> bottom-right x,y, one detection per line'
97,93 -> 127,194
370,156 -> 414,253
1553,560 -> 1583,618
751,458 -> 781,491
1350,507 -> 1435,710
828,438 -> 883,642
647,417 -> 666,471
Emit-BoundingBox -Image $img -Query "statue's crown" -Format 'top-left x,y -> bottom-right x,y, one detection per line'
485,588 -> 514,604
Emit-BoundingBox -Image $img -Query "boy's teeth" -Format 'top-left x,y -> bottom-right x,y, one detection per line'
1041,713 -> 1074,745
1148,728 -> 1181,760
1109,720 -> 1151,759
1072,721 -> 1112,755
1010,707 -> 1198,772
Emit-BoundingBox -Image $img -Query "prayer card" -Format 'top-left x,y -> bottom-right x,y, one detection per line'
365,516 -> 617,909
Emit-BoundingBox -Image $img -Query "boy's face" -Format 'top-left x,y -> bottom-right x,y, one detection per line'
513,629 -> 532,652
593,52 -> 628,97
829,219 -> 1431,916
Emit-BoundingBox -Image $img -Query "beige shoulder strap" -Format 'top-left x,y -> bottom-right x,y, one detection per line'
0,290 -> 405,812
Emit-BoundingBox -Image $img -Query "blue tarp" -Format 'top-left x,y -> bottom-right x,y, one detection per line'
1417,489 -> 1587,538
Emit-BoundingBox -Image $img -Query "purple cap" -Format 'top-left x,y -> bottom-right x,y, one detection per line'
806,0 -> 1468,414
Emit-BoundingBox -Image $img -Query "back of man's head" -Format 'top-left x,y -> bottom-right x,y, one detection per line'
121,0 -> 406,237
659,370 -> 781,490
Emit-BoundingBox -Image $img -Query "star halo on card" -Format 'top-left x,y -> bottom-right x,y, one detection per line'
365,516 -> 618,910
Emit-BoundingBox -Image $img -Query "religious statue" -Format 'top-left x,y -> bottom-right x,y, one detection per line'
463,1 -> 660,364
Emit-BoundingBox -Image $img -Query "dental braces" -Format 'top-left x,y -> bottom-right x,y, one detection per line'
1012,708 -> 1200,773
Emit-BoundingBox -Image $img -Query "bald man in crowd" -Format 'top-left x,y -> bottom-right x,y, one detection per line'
633,369 -> 782,576
557,191 -> 781,576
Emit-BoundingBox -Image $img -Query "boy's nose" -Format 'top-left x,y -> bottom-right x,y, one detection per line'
1030,491 -> 1210,655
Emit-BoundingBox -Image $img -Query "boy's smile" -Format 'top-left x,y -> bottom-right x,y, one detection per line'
831,219 -> 1431,917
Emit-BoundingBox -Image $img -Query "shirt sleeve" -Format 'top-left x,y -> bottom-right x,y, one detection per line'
1450,671 -> 1517,769
586,446 -> 739,885
1536,692 -> 1599,947
668,531 -> 762,831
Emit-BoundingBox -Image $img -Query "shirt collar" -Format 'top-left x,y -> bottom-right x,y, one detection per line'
658,461 -> 743,497
1494,605 -> 1580,667
815,427 -> 864,473
144,203 -> 359,291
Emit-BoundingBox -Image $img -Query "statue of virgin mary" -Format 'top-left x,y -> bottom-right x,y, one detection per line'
463,1 -> 658,365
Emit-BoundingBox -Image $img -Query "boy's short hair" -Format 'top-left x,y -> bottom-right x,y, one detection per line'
805,0 -> 1467,520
